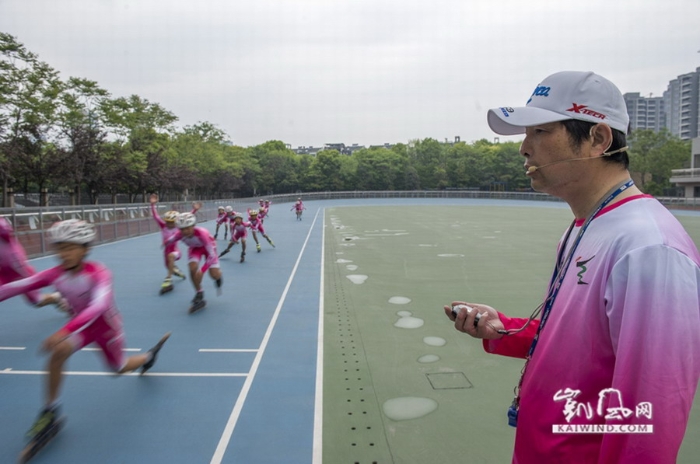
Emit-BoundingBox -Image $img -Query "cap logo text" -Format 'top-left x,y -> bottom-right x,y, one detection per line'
527,86 -> 550,104
500,107 -> 513,118
566,103 -> 607,121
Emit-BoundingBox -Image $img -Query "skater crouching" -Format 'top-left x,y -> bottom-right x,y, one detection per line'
165,213 -> 223,313
247,209 -> 275,252
0,220 -> 171,443
219,213 -> 249,262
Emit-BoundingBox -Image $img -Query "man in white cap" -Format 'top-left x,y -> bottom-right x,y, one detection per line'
445,71 -> 700,463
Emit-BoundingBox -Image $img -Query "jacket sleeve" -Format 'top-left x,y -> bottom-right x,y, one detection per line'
151,203 -> 166,228
0,267 -> 60,303
482,313 -> 539,359
594,245 -> 700,463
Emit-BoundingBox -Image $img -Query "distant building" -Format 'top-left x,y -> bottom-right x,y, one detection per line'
342,144 -> 365,155
293,136 -> 460,156
292,146 -> 323,156
663,67 -> 700,140
324,143 -> 345,152
368,143 -> 394,150
670,137 -> 700,197
623,67 -> 700,140
624,92 -> 665,132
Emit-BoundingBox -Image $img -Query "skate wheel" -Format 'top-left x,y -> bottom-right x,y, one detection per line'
188,302 -> 206,314
19,418 -> 65,463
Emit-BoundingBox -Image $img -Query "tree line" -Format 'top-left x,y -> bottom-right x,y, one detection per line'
0,33 -> 691,205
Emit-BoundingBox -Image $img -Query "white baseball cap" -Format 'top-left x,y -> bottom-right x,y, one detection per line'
487,71 -> 630,135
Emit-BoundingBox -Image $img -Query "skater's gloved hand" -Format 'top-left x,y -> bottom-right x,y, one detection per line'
37,293 -> 71,314
36,293 -> 59,307
42,329 -> 70,352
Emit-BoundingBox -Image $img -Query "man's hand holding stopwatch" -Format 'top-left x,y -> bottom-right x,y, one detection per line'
444,301 -> 504,339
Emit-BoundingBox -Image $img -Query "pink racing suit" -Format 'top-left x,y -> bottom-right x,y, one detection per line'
0,262 -> 127,370
0,218 -> 40,305
230,221 -> 250,241
248,217 -> 266,235
167,226 -> 219,272
151,203 -> 182,268
215,212 -> 228,226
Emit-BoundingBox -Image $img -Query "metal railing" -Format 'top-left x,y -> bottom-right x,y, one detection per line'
1,199 -> 259,258
3,190 -> 698,258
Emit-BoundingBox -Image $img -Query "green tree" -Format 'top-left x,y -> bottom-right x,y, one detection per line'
55,77 -> 111,204
102,95 -> 177,201
628,129 -> 690,194
0,32 -> 63,203
307,150 -> 344,191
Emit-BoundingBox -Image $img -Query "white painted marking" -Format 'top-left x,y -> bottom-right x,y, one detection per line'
0,347 -> 26,350
81,347 -> 141,352
198,349 -> 258,353
211,208 -> 321,464
0,370 -> 247,377
312,208 -> 326,464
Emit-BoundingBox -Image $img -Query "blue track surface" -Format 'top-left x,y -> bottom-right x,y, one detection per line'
0,204 -> 324,464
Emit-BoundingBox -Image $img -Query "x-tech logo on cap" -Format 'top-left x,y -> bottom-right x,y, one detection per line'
566,103 -> 608,121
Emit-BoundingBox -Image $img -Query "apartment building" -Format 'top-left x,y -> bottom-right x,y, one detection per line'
624,66 -> 700,141
663,67 -> 700,140
623,92 -> 665,132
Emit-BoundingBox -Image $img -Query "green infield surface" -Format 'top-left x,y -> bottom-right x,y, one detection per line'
321,204 -> 700,464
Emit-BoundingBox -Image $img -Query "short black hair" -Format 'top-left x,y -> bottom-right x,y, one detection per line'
560,119 -> 629,169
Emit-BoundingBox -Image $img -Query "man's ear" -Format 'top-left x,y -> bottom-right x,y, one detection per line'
589,124 -> 613,157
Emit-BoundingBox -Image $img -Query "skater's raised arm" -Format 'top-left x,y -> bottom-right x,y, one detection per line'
150,201 -> 167,228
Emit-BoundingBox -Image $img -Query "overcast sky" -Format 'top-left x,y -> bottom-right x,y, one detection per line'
1,0 -> 699,148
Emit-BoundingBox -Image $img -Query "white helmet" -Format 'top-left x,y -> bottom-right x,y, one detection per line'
48,219 -> 96,245
225,206 -> 233,213
233,212 -> 243,219
217,206 -> 225,212
163,211 -> 179,223
176,212 -> 197,229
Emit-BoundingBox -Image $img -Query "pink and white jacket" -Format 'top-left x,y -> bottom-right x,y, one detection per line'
484,196 -> 700,463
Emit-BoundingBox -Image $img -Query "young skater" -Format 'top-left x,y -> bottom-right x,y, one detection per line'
259,201 -> 270,221
247,209 -> 275,252
291,198 -> 305,221
0,217 -> 42,306
149,194 -> 187,294
213,206 -> 228,240
165,212 -> 223,313
0,220 -> 171,442
218,213 -> 249,263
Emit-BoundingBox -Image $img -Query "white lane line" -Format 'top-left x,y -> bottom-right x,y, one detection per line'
0,347 -> 26,350
312,208 -> 326,464
211,207 -> 321,464
0,369 -> 247,377
199,349 -> 259,353
81,348 -> 142,352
